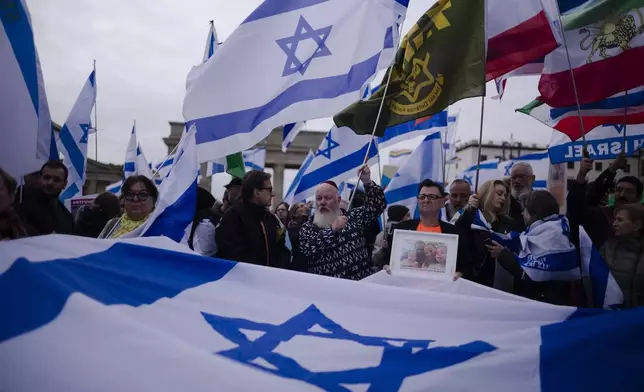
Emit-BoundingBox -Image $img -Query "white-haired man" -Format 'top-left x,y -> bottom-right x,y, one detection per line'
508,162 -> 535,231
299,166 -> 387,280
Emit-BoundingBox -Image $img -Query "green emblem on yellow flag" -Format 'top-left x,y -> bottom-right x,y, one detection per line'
334,0 -> 486,136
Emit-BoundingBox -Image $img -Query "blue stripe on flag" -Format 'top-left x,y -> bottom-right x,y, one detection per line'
58,125 -> 85,178
297,142 -> 378,193
550,89 -> 644,118
384,26 -> 393,49
516,151 -> 549,161
245,162 -> 264,171
123,162 -> 135,172
0,1 -> 39,114
285,153 -> 314,198
190,52 -> 382,144
378,112 -> 447,146
533,180 -> 547,188
0,242 -> 236,343
88,70 -> 96,87
385,183 -> 418,204
144,180 -> 198,242
464,162 -> 498,172
49,126 -> 59,160
243,0 -> 329,24
59,183 -> 80,201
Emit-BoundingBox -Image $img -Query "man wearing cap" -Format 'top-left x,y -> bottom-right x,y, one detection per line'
222,177 -> 242,212
299,166 -> 387,280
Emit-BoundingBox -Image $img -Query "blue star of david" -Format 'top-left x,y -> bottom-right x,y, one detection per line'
315,131 -> 340,159
504,162 -> 515,176
463,174 -> 473,185
79,123 -> 90,144
276,16 -> 332,77
202,304 -> 495,391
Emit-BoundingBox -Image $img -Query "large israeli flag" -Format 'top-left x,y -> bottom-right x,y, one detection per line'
1,0 -> 56,178
283,149 -> 314,205
183,0 -> 407,162
2,234 -> 643,391
377,111 -> 451,149
498,151 -> 549,190
123,124 -> 153,180
385,131 -> 443,218
293,126 -> 379,202
243,147 -> 266,171
57,71 -> 97,202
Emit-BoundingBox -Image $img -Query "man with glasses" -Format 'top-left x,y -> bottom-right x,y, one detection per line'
299,165 -> 386,280
216,170 -> 291,268
18,160 -> 73,235
445,179 -> 471,221
569,154 -> 643,247
383,179 -> 471,275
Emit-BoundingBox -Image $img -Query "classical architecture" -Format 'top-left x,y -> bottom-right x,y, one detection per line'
163,122 -> 325,203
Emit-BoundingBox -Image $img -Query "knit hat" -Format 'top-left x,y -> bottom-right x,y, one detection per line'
387,205 -> 409,222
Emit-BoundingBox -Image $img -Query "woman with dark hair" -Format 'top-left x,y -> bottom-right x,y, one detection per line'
486,190 -> 577,305
74,192 -> 121,238
181,187 -> 219,256
98,175 -> 158,239
274,202 -> 290,226
0,168 -> 35,240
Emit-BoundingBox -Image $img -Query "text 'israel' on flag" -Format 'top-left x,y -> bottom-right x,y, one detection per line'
498,151 -> 549,190
519,87 -> 644,142
549,123 -> 644,163
293,126 -> 379,202
539,3 -> 644,107
335,0 -> 486,137
455,159 -> 500,189
283,149 -> 314,205
243,147 -> 266,171
3,234 -> 644,391
282,122 -> 304,152
183,0 -> 408,163
123,124 -> 153,180
1,0 -> 56,178
385,131 -> 443,219
491,214 -> 623,308
57,71 -> 97,202
377,110 -> 451,149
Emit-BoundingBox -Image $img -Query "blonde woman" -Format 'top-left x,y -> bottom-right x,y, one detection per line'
455,180 -> 520,288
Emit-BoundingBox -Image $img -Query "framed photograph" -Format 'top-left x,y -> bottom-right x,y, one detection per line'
389,229 -> 459,278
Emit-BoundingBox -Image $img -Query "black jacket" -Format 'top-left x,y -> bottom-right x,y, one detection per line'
18,189 -> 73,235
456,209 -> 520,287
74,206 -> 110,238
384,219 -> 472,276
215,201 -> 290,268
509,196 -> 526,232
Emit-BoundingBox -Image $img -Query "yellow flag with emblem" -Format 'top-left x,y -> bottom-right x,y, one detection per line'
334,0 -> 486,136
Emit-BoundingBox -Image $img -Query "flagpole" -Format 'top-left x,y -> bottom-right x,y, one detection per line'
440,123 -> 447,186
474,96 -> 486,192
152,142 -> 180,179
623,90 -> 629,152
555,6 -> 587,151
93,59 -> 99,188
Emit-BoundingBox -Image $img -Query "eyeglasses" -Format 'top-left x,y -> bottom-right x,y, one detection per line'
511,174 -> 529,181
124,191 -> 149,201
260,187 -> 273,193
417,194 -> 441,201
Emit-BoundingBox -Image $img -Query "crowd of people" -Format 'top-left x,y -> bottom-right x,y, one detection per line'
2,154 -> 643,308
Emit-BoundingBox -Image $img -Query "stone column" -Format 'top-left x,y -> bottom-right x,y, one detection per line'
272,163 -> 285,207
199,162 -> 212,191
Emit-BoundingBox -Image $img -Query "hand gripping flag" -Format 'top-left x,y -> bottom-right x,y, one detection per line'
184,0 -> 407,162
58,71 -> 97,202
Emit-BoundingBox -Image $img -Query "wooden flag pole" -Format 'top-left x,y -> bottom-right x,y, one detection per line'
623,90 -> 629,151
474,96 -> 486,193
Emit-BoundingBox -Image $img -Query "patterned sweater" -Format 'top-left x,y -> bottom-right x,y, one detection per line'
299,184 -> 387,280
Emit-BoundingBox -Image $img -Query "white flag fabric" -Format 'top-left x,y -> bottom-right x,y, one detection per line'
183,0 -> 407,162
377,111 -> 451,150
152,153 -> 176,186
106,180 -> 122,195
385,131 -> 443,218
443,111 -> 459,162
123,124 -> 153,180
2,234 -> 643,391
498,151 -> 549,190
282,122 -> 305,152
243,147 -> 266,171
0,0 -> 56,178
283,149 -> 314,205
293,126 -> 379,202
202,22 -> 219,62
454,159 -> 500,189
58,71 -> 97,201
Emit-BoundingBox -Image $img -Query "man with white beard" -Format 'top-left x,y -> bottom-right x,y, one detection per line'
299,165 -> 387,280
508,162 -> 534,232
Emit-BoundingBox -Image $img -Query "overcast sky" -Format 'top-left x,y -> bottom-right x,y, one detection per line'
30,0 -> 555,197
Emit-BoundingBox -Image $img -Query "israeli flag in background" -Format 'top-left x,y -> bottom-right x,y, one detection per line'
2,234 -> 643,391
454,159 -> 500,190
152,153 -> 176,186
106,180 -> 122,195
283,149 -> 314,205
282,122 -> 304,152
498,151 -> 549,190
377,111 -> 451,149
0,0 -> 56,178
123,124 -> 153,180
202,22 -> 219,62
243,147 -> 266,171
385,131 -> 443,219
293,126 -> 379,202
58,71 -> 97,202
183,0 -> 407,162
